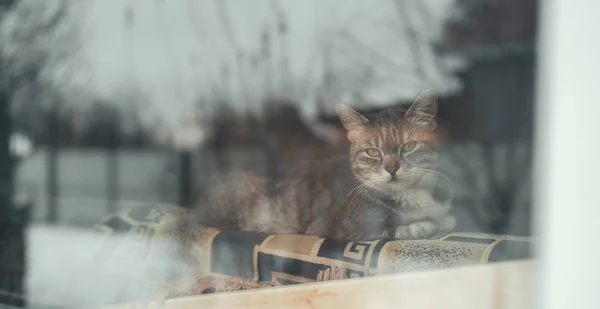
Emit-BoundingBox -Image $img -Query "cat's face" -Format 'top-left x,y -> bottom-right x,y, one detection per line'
336,89 -> 440,193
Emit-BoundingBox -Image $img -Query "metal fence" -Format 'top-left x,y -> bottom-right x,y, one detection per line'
14,148 -> 195,226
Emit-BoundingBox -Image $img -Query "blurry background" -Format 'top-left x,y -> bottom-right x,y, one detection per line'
0,0 -> 536,307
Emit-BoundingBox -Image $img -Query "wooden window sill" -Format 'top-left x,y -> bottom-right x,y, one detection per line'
107,259 -> 535,309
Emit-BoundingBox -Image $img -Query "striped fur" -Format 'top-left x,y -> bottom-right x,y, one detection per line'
194,90 -> 456,240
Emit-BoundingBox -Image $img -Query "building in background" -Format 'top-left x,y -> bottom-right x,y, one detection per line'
438,0 -> 538,235
440,0 -> 537,142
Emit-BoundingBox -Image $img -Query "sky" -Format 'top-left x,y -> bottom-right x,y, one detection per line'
5,0 -> 455,131
79,0 -> 455,127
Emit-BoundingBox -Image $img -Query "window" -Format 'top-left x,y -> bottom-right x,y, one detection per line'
0,0 -> 595,308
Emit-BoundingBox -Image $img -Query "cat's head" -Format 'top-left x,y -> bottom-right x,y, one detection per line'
336,89 -> 440,193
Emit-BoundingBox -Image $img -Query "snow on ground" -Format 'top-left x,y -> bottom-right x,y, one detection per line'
26,223 -> 198,308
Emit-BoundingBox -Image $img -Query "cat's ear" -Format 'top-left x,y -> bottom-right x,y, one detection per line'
406,89 -> 438,119
404,89 -> 438,131
335,104 -> 369,131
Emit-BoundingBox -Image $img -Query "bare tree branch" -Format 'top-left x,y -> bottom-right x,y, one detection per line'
334,38 -> 422,85
411,0 -> 451,86
392,0 -> 429,84
214,0 -> 252,106
336,30 -> 417,72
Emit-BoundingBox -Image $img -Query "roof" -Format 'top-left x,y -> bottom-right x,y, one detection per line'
441,0 -> 538,50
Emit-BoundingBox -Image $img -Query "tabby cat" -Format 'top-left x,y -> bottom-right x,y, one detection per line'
194,89 -> 456,240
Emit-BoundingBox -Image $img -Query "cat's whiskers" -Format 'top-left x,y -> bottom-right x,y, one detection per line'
345,176 -> 390,206
340,179 -> 376,206
415,168 -> 453,187
431,164 -> 452,173
403,172 -> 448,190
363,176 -> 391,192
351,177 -> 389,206
347,184 -> 370,207
404,168 -> 455,195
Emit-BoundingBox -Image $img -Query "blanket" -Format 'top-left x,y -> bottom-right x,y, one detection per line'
93,204 -> 534,299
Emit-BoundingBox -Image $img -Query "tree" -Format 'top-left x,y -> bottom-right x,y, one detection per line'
1,0 -> 85,224
0,0 -> 17,222
318,0 -> 457,110
0,2 -> 82,303
0,0 -> 29,306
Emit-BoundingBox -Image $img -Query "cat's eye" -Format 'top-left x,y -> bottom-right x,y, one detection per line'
402,141 -> 417,153
365,148 -> 381,157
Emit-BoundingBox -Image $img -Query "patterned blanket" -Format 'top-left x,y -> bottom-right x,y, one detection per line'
93,204 -> 534,299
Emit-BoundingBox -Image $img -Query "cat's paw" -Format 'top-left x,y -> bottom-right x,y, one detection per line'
393,220 -> 438,240
396,212 -> 411,226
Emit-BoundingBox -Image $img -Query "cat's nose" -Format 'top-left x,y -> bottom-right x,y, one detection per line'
384,165 -> 399,176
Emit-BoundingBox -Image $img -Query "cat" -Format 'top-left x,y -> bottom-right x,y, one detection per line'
194,89 -> 456,240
